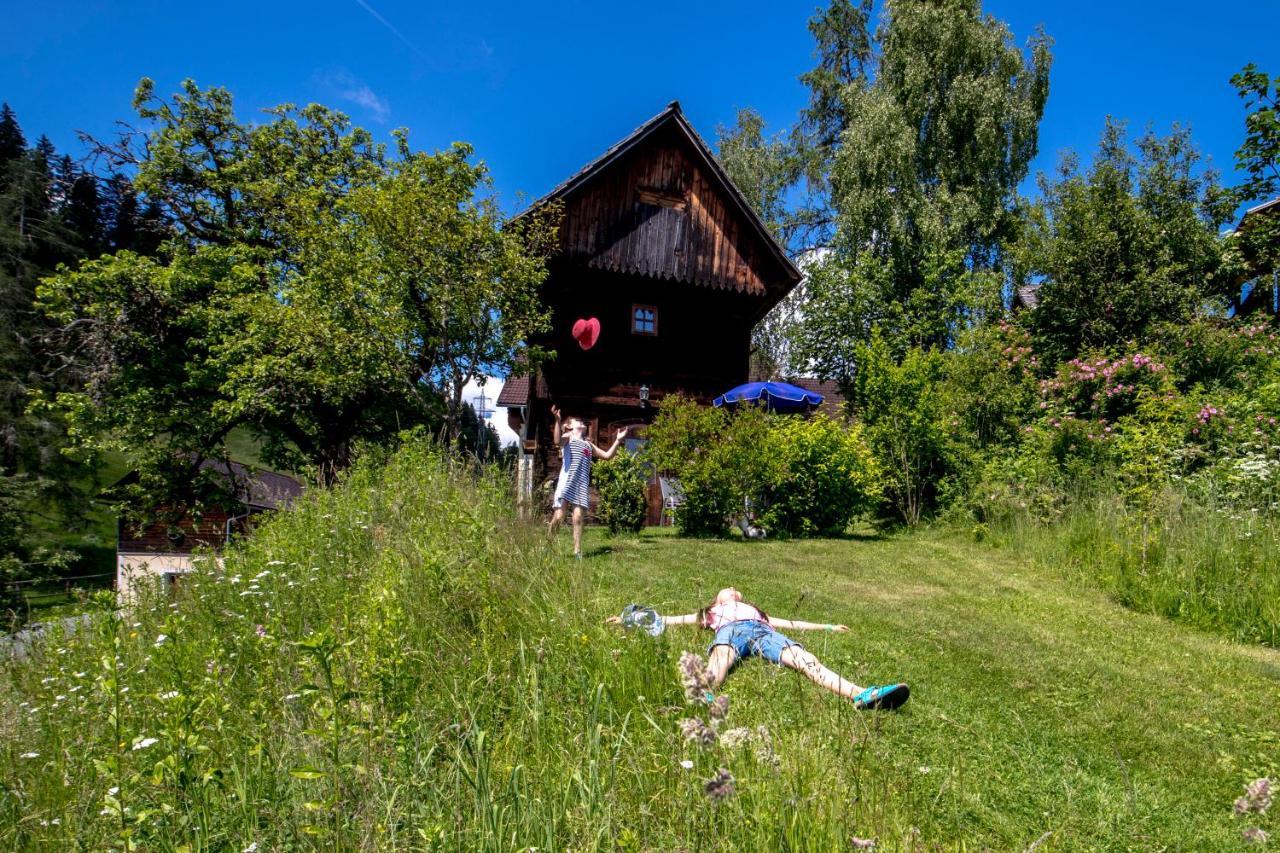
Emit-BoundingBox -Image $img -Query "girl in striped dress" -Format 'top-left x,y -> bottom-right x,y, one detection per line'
548,405 -> 628,559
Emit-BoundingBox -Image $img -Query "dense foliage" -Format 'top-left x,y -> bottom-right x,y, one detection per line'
646,397 -> 880,538
714,0 -> 1280,643
0,102 -> 164,618
37,79 -> 558,510
593,450 -> 649,534
1018,121 -> 1235,360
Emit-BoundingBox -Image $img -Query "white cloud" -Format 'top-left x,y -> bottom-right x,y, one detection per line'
461,376 -> 519,447
316,69 -> 390,123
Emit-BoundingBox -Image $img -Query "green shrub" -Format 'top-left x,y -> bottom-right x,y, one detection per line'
648,397 -> 879,537
760,415 -> 881,537
594,450 -> 648,534
854,333 -> 959,524
647,396 -> 761,537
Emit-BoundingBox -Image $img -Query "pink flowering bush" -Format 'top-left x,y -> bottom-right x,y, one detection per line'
1038,350 -> 1173,424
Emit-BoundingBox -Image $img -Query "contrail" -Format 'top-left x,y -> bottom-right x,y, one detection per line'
353,0 -> 428,61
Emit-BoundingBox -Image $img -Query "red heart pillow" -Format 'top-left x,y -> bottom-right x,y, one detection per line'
572,317 -> 601,351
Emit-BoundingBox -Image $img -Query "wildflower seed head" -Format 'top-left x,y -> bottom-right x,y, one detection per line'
1245,778 -> 1273,814
753,725 -> 778,767
720,727 -> 752,749
703,768 -> 736,802
850,837 -> 877,850
708,694 -> 730,721
678,652 -> 714,703
1242,827 -> 1269,844
678,717 -> 718,747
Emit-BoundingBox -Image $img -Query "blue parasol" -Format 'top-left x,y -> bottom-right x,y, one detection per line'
712,381 -> 824,414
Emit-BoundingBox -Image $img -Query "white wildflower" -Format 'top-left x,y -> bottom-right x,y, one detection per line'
679,759 -> 694,770
153,634 -> 168,647
19,752 -> 39,759
159,691 -> 179,701
131,737 -> 158,751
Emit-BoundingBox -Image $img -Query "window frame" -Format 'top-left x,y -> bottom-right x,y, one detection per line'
631,303 -> 659,336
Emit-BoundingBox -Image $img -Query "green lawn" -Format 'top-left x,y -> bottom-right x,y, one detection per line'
4,450 -> 1277,850
579,526 -> 1280,849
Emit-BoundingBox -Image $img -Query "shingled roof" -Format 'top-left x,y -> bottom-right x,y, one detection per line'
108,458 -> 302,510
518,101 -> 801,291
496,374 -> 530,408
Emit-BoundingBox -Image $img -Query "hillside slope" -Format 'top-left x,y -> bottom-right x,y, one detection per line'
2,443 -> 1277,849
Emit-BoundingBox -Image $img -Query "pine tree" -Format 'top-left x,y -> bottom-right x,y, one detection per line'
0,104 -> 25,177
64,173 -> 104,255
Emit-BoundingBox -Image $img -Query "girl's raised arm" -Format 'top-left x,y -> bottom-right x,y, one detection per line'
767,617 -> 849,633
551,405 -> 566,449
591,427 -> 628,460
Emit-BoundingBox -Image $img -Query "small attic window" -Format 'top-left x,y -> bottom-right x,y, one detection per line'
632,305 -> 658,336
637,187 -> 686,210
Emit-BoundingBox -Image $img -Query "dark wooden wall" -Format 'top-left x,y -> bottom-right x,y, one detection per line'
556,123 -> 785,297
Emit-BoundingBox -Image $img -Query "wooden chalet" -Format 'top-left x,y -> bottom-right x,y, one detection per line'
500,101 -> 802,522
113,459 -> 302,598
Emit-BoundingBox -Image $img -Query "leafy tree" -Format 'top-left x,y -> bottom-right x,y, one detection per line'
822,0 -> 1048,354
1229,64 -> 1280,305
1232,64 -> 1280,205
338,139 -> 559,441
717,109 -> 805,378
41,79 -> 556,507
792,0 -> 875,247
1018,121 -> 1235,359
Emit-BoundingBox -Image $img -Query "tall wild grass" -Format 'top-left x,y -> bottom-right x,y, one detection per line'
990,489 -> 1280,647
1,442 -> 906,850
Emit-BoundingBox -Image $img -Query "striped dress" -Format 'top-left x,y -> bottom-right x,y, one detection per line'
552,437 -> 593,509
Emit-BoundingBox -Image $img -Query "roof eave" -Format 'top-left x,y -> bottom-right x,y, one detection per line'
515,101 -> 801,288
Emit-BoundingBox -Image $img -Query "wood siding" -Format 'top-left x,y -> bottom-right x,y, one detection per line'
555,123 -> 777,296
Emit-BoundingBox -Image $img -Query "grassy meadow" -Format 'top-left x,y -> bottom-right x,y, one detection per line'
2,443 -> 1279,850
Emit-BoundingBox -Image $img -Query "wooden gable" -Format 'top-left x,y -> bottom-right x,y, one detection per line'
525,102 -> 800,308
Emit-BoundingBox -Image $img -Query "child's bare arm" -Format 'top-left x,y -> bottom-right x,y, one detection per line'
551,404 -> 566,449
605,612 -> 699,626
592,427 -> 629,460
767,617 -> 849,632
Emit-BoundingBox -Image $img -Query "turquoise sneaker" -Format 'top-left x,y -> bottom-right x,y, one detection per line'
852,684 -> 910,711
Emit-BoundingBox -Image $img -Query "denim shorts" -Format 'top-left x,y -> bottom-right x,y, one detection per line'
708,620 -> 800,665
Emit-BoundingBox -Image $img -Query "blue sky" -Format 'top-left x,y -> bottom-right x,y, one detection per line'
2,0 -> 1276,442
3,0 -> 1276,211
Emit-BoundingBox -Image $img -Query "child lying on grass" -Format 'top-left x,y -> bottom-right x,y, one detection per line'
608,586 -> 909,710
